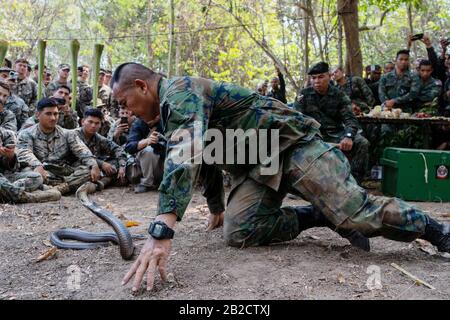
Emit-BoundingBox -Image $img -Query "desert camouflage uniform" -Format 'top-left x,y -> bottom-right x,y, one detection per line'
20,107 -> 78,130
293,85 -> 369,182
17,124 -> 97,193
4,94 -> 29,130
154,76 -> 430,247
0,109 -> 17,132
98,85 -> 112,111
0,128 -> 43,202
45,79 -> 68,98
76,80 -> 93,119
12,77 -> 37,114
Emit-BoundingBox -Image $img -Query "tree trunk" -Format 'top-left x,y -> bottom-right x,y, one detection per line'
167,0 -> 175,77
407,4 -> 417,58
146,0 -> 154,67
337,13 -> 344,67
337,0 -> 362,76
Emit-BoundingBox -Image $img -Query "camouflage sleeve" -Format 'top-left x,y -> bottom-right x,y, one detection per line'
394,74 -> 420,105
63,110 -> 79,129
66,130 -> 97,168
157,95 -> 206,221
356,77 -> 376,107
18,99 -> 29,129
17,129 -> 42,168
337,91 -> 359,138
378,75 -> 388,103
100,136 -> 127,168
2,112 -> 17,132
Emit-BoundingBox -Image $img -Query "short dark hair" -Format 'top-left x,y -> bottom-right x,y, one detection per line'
396,50 -> 410,59
27,65 -> 32,72
78,65 -> 89,72
419,59 -> 433,68
15,58 -> 29,65
36,97 -> 65,112
111,62 -> 158,90
84,108 -> 104,121
34,64 -> 47,71
56,84 -> 71,93
3,58 -> 12,68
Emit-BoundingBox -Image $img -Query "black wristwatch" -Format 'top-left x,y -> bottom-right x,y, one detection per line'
345,132 -> 354,140
148,221 -> 175,240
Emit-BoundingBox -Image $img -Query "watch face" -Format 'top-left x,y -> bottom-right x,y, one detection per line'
153,224 -> 164,237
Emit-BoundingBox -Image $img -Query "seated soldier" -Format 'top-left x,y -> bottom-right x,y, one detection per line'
414,60 -> 442,115
107,105 -> 135,146
21,85 -> 79,130
294,62 -> 369,183
74,108 -> 127,188
17,97 -> 100,195
124,117 -> 164,193
0,67 -> 29,129
0,127 -> 61,203
332,66 -> 376,114
0,80 -> 17,132
95,99 -> 115,137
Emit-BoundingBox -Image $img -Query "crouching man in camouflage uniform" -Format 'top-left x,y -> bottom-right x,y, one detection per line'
0,127 -> 60,203
17,97 -> 100,195
110,63 -> 450,293
74,108 -> 127,188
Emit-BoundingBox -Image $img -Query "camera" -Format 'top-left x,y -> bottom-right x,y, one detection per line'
120,116 -> 128,124
411,33 -> 424,41
8,70 -> 18,81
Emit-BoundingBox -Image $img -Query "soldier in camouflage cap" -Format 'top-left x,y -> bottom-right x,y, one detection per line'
111,63 -> 450,292
17,97 -> 100,195
0,80 -> 18,132
45,63 -> 70,98
294,62 -> 370,183
76,65 -> 93,119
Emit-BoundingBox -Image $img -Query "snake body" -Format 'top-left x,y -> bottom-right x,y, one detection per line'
50,182 -> 145,260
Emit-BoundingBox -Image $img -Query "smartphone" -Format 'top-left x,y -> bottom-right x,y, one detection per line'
120,117 -> 128,125
411,33 -> 424,41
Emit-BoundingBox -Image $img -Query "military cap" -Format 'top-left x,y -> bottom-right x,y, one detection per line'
308,62 -> 329,75
99,68 -> 106,75
0,67 -> 12,73
37,97 -> 67,111
58,63 -> 70,71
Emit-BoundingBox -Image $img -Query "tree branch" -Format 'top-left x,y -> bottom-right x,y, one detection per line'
359,9 -> 390,32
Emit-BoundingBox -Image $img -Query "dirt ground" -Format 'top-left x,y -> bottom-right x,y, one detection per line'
0,185 -> 449,300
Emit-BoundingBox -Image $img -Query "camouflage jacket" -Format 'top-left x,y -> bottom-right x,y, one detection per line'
76,80 -> 93,116
74,127 -> 127,168
379,70 -> 421,112
155,77 -> 320,220
4,95 -> 29,130
416,77 -> 442,103
293,85 -> 360,141
17,124 -> 96,169
335,76 -> 376,112
0,109 -> 18,132
98,85 -> 112,110
0,127 -> 17,173
21,108 -> 79,130
12,77 -> 37,112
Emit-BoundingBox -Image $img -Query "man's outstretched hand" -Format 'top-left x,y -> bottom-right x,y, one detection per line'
122,213 -> 177,292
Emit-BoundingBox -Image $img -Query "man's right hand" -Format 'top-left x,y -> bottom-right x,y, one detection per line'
115,123 -> 129,137
101,162 -> 117,176
421,35 -> 432,48
34,166 -> 48,181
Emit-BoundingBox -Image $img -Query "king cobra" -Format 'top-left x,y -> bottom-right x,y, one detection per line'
50,182 -> 145,260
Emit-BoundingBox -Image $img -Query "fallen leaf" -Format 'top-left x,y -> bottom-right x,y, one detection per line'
36,247 -> 57,263
125,220 -> 141,228
443,213 -> 450,218
337,273 -> 345,284
42,240 -> 53,247
415,239 -> 437,255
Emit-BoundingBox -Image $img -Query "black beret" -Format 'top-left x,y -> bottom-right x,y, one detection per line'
308,62 -> 329,75
36,97 -> 66,111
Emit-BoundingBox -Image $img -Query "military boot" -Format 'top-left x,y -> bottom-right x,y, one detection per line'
296,205 -> 370,252
18,189 -> 62,203
420,218 -> 450,253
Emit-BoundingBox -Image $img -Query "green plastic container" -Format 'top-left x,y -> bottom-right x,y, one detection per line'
380,147 -> 450,202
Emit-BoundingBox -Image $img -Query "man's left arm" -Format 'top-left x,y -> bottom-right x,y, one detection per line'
278,69 -> 287,103
357,77 -> 376,107
338,92 -> 359,138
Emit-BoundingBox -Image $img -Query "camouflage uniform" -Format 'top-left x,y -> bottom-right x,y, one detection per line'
379,70 -> 421,113
293,85 -> 369,182
76,80 -> 93,119
98,85 -> 112,111
414,76 -> 442,114
74,127 -> 127,176
107,119 -> 129,146
0,128 -> 43,202
336,76 -> 376,113
12,78 -> 37,114
17,124 -> 97,194
155,76 -> 430,247
0,109 -> 17,132
4,94 -> 29,130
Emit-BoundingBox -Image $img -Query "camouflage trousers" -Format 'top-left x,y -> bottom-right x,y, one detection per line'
324,133 -> 370,183
224,139 -> 428,248
0,171 -> 43,203
23,164 -> 91,194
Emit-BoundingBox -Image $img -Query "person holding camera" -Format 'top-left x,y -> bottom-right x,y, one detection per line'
107,105 -> 136,146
